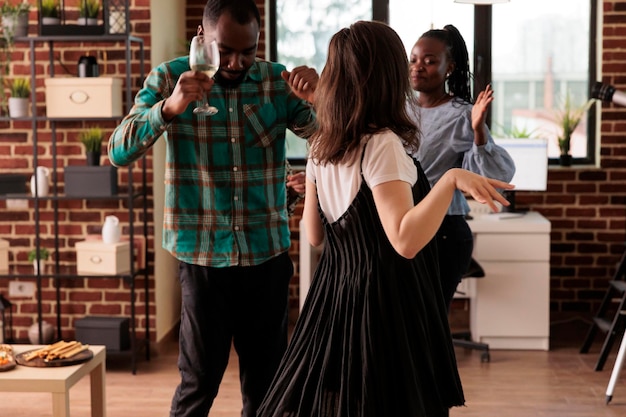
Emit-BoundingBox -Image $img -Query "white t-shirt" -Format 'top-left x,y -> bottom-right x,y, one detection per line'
306,130 -> 418,223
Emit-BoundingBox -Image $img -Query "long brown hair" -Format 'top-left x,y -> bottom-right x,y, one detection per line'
308,20 -> 419,166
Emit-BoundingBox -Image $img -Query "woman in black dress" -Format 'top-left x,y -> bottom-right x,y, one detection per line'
258,20 -> 513,417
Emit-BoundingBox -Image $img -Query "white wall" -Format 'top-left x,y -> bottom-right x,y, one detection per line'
150,0 -> 185,344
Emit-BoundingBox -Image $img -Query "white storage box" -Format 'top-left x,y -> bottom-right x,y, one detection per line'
0,239 -> 8,273
76,240 -> 130,275
45,77 -> 123,118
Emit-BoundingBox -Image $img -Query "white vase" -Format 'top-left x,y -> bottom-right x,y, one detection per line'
8,97 -> 28,118
28,321 -> 54,344
77,17 -> 98,25
33,259 -> 45,275
102,215 -> 121,244
30,166 -> 50,197
42,17 -> 61,25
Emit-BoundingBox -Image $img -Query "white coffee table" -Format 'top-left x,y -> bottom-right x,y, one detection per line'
0,344 -> 106,417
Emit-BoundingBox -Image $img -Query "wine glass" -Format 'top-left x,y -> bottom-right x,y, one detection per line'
189,35 -> 220,115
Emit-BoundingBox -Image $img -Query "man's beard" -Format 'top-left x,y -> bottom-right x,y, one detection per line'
214,70 -> 247,88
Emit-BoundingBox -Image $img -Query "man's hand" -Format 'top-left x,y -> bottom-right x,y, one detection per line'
286,171 -> 306,195
162,71 -> 213,121
281,66 -> 318,104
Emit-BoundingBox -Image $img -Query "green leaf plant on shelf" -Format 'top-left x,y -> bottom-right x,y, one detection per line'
78,0 -> 100,25
0,0 -> 30,37
79,126 -> 103,166
39,0 -> 61,24
0,0 -> 30,114
493,123 -> 538,140
28,247 -> 50,275
553,92 -> 595,167
6,76 -> 30,117
8,76 -> 29,97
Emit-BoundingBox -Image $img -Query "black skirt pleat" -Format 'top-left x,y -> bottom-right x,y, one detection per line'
258,161 -> 464,417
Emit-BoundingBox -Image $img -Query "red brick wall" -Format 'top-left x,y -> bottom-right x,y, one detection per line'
514,1 -> 626,315
0,0 -> 154,342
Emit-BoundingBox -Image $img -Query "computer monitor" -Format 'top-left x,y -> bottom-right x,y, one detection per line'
493,138 -> 548,212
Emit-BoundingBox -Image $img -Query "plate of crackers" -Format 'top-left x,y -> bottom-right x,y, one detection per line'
16,340 -> 92,367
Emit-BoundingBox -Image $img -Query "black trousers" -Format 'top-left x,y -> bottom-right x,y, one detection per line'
436,215 -> 474,312
169,252 -> 293,417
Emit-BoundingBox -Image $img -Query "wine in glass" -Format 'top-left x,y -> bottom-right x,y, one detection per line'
189,35 -> 220,115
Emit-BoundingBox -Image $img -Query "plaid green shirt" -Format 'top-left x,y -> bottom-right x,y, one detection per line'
108,56 -> 314,267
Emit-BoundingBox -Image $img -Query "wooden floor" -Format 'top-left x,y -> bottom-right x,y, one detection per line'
4,315 -> 626,417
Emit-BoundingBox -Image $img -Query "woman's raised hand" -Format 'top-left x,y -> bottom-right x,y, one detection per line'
446,168 -> 514,213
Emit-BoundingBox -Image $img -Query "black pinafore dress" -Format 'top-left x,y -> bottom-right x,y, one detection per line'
258,156 -> 464,417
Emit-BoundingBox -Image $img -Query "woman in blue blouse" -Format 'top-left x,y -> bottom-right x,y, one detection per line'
408,24 -> 515,309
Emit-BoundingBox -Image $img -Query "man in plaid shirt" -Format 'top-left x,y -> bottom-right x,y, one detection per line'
108,1 -> 316,416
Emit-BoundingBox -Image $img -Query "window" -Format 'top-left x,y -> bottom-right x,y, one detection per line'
272,0 -> 371,166
271,0 -> 597,165
490,0 -> 596,163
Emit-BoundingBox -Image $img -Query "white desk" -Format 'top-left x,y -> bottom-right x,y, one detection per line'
299,211 -> 551,350
466,211 -> 551,350
0,344 -> 106,417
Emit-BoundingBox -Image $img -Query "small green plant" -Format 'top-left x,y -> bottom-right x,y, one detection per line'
554,92 -> 595,156
79,127 -> 103,152
0,0 -> 30,16
494,123 -> 537,139
40,0 -> 60,18
8,76 -> 29,98
28,247 -> 50,262
78,0 -> 100,18
0,2 -> 30,112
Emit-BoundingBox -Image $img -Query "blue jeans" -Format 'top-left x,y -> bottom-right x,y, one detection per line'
169,252 -> 293,417
436,215 -> 474,311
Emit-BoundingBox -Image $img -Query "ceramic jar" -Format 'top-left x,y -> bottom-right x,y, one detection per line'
30,166 -> 50,197
28,320 -> 54,344
102,215 -> 121,244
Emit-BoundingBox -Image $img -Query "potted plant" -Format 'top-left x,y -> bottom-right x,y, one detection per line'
6,76 -> 29,117
28,247 -> 50,275
0,1 -> 30,39
67,126 -> 117,196
554,92 -> 595,166
79,126 -> 103,166
77,0 -> 99,25
39,0 -> 61,25
0,1 -> 29,113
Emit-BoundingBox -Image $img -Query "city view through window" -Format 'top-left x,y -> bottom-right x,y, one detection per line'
276,0 -> 593,162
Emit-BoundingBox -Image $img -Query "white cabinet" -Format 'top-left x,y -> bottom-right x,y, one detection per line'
468,211 -> 551,350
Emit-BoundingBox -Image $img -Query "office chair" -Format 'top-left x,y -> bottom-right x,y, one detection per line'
452,257 -> 490,362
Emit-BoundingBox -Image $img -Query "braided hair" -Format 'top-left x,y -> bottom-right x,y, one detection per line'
420,24 -> 473,104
